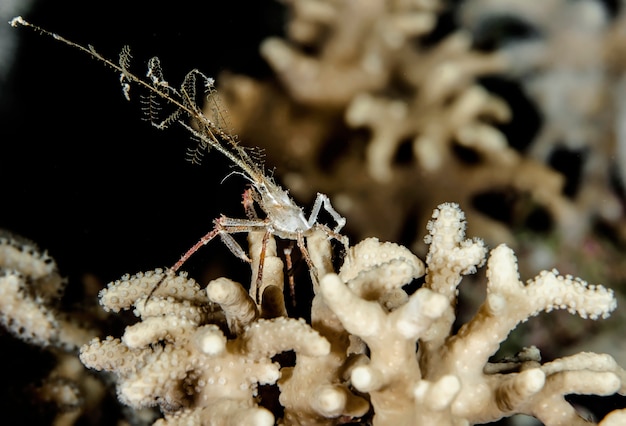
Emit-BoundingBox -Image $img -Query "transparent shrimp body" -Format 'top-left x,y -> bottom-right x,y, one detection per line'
253,181 -> 311,237
11,16 -> 349,300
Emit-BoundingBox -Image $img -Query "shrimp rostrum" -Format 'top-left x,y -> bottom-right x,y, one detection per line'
170,163 -> 349,298
11,17 -> 349,299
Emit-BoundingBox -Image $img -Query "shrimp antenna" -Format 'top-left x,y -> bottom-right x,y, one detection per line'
9,16 -> 263,182
220,170 -> 254,185
10,16 -> 350,310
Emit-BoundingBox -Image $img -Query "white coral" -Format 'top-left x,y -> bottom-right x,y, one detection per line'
76,203 -> 626,424
0,231 -> 103,425
318,203 -> 625,425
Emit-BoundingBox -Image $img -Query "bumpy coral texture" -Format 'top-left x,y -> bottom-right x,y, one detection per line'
80,233 -> 338,425
0,231 -> 68,347
212,0 -> 626,381
322,203 -> 625,425
78,203 -> 626,425
0,231 -> 104,426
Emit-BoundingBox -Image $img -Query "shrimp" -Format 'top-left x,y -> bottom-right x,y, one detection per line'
11,16 -> 349,302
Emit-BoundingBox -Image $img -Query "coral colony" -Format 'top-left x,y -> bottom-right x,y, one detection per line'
2,204 -> 626,425
5,0 -> 626,424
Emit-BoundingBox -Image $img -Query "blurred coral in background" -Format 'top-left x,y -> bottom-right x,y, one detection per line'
3,0 -> 626,424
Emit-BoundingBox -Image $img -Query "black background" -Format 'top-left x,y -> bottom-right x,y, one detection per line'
1,0 -> 285,288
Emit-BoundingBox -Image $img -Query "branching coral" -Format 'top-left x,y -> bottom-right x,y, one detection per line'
1,201 -> 624,424
79,234 -> 336,425
260,0 -> 439,109
0,231 -> 104,426
320,203 -> 625,425
6,4 -> 626,423
72,203 -> 626,425
0,231 -> 71,347
216,0 -> 584,255
210,1 -> 626,378
277,232 -> 423,425
458,0 -> 626,244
